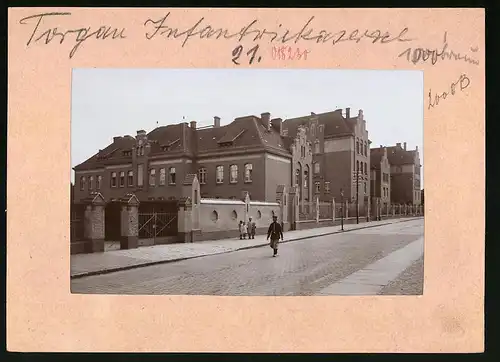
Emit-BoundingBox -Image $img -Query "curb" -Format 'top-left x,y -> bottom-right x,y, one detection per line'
70,217 -> 422,280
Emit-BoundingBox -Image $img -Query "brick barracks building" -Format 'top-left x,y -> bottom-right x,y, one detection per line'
73,108 -> 421,207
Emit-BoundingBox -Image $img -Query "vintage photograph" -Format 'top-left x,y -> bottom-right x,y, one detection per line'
70,69 -> 424,296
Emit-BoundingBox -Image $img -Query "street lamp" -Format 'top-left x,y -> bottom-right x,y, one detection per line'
340,188 -> 344,231
352,169 -> 360,224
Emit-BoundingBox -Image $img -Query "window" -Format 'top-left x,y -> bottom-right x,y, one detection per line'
110,172 -> 117,187
301,146 -> 305,158
169,167 -> 176,185
88,176 -> 93,190
364,142 -> 368,156
357,160 -> 359,172
128,171 -> 133,186
295,169 -> 300,186
137,164 -> 144,186
314,139 -> 320,154
282,128 -> 288,136
356,139 -> 359,154
325,181 -> 331,193
314,162 -> 320,174
360,162 -> 363,174
119,171 -> 125,187
304,170 -> 309,188
96,175 -> 101,190
230,164 -> 238,183
159,168 -> 166,185
315,182 -> 320,193
319,125 -> 324,133
364,182 -> 367,194
79,176 -> 86,191
365,162 -> 368,175
149,169 -> 156,186
244,163 -> 252,182
216,165 -> 224,184
198,167 -> 207,184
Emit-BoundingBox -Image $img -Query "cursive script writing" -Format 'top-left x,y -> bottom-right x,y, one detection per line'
428,73 -> 471,110
19,12 -> 127,59
398,32 -> 479,66
272,46 -> 310,60
144,13 -> 414,48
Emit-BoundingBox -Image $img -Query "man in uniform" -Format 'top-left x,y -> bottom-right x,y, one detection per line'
267,215 -> 283,257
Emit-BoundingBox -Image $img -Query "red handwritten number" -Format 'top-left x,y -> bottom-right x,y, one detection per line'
272,46 -> 309,60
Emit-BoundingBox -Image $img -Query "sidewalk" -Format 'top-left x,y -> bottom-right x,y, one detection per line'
70,216 -> 422,279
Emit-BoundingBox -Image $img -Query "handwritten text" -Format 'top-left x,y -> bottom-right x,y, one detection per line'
428,73 -> 471,110
19,12 -> 127,59
272,46 -> 310,60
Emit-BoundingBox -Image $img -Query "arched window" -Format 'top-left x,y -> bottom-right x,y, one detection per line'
159,168 -> 166,185
314,162 -> 320,174
80,176 -> 86,191
169,167 -> 176,185
244,163 -> 253,182
198,167 -> 207,184
149,169 -> 156,186
88,176 -> 93,190
96,175 -> 102,190
314,139 -> 320,154
216,165 -> 224,183
230,164 -> 238,183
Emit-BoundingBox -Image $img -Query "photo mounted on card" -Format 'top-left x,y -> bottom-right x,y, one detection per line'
7,7 -> 484,352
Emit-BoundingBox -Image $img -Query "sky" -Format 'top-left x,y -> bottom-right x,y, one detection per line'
71,69 -> 424,187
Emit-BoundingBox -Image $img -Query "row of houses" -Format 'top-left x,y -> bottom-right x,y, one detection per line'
72,108 -> 422,208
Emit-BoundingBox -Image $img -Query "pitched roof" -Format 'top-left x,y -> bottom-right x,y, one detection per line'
74,135 -> 136,171
386,145 -> 416,165
283,109 -> 357,138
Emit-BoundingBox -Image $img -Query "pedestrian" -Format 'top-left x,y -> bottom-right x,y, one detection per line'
248,217 -> 256,239
267,215 -> 283,257
243,221 -> 248,239
239,220 -> 244,239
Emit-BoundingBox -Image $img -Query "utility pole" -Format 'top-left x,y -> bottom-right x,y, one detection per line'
340,188 -> 344,231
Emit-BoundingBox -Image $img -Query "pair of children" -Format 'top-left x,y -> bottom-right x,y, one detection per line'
239,218 -> 256,239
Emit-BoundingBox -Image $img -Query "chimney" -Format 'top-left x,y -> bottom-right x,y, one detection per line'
380,144 -> 383,149
396,142 -> 401,148
190,121 -> 197,130
416,145 -> 418,151
213,116 -> 220,128
113,136 -> 122,143
271,118 -> 283,135
345,107 -> 350,118
358,109 -> 364,121
261,112 -> 271,131
404,142 -> 407,150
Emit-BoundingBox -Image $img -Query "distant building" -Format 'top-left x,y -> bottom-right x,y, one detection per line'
283,108 -> 371,203
370,146 -> 391,207
386,142 -> 422,205
73,113 -> 313,203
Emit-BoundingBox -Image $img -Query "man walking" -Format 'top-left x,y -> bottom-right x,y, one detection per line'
267,215 -> 283,257
248,217 -> 256,239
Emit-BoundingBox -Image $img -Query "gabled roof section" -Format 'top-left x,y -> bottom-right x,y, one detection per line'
147,124 -> 185,155
283,109 -> 356,138
386,145 -> 416,165
74,135 -> 136,171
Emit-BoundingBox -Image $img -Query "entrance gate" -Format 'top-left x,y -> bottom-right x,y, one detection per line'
104,201 -> 122,241
138,212 -> 178,239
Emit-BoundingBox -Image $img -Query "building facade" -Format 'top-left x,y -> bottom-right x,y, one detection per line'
73,113 -> 312,203
282,108 -> 371,203
386,142 -> 422,205
370,146 -> 391,207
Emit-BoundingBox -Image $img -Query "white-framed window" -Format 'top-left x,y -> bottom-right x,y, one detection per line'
198,167 -> 207,184
216,165 -> 224,184
230,164 -> 238,183
169,167 -> 176,185
315,182 -> 320,193
80,176 -> 86,191
88,176 -> 94,190
120,171 -> 125,187
111,172 -> 117,188
159,168 -> 166,186
96,175 -> 102,190
304,170 -> 309,189
314,162 -> 320,174
314,139 -> 320,154
128,170 -> 133,186
137,164 -> 143,186
149,169 -> 156,186
325,181 -> 330,193
244,163 -> 253,182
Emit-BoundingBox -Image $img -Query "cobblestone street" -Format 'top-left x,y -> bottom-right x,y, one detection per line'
71,219 -> 424,296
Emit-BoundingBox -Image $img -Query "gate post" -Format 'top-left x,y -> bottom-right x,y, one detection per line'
332,198 -> 335,221
119,194 -> 140,250
178,197 -> 193,243
83,192 -> 106,253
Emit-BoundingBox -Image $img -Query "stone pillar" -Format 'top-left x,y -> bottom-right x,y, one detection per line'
83,193 -> 106,253
178,197 -> 193,243
119,194 -> 140,250
332,198 -> 336,221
